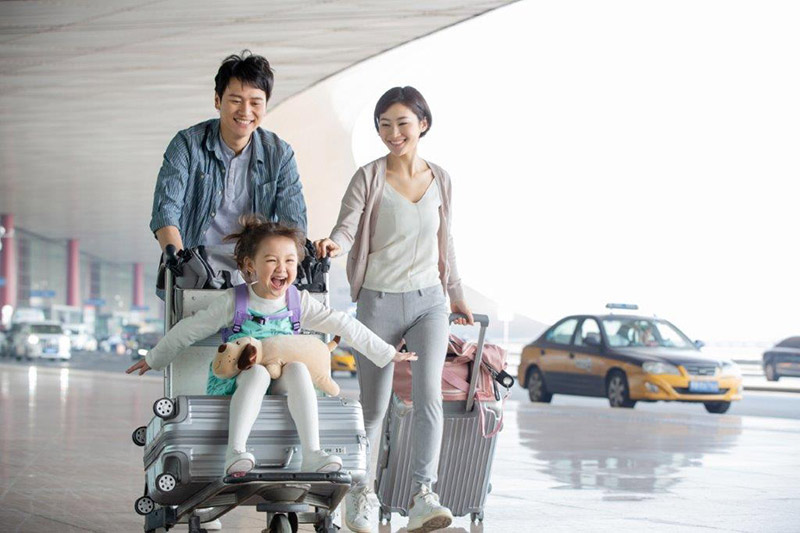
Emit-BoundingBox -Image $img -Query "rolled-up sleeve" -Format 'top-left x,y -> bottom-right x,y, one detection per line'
274,144 -> 308,235
150,133 -> 190,236
329,167 -> 368,254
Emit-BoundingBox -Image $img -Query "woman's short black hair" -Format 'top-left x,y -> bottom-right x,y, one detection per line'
215,50 -> 274,102
373,86 -> 432,137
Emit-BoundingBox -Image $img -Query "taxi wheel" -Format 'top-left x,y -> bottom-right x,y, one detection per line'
526,367 -> 552,403
704,401 -> 731,414
607,371 -> 636,408
764,362 -> 779,382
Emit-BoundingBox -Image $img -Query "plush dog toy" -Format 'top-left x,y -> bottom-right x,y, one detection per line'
213,335 -> 341,396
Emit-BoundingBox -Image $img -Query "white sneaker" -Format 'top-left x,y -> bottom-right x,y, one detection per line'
344,485 -> 373,533
301,449 -> 343,473
224,448 -> 255,477
407,486 -> 453,533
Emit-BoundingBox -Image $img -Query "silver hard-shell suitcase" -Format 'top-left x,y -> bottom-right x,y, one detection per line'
131,246 -> 356,533
375,314 -> 501,525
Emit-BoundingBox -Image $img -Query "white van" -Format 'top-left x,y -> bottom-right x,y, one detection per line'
11,321 -> 71,360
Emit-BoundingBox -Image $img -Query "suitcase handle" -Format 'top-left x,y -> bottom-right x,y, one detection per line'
256,447 -> 296,469
449,313 -> 489,412
449,313 -> 489,327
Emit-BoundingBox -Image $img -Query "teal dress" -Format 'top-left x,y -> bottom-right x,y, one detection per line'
206,307 -> 294,396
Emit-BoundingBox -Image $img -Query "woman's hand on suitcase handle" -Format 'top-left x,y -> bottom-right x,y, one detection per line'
126,359 -> 151,375
450,300 -> 474,325
313,238 -> 341,259
392,351 -> 418,363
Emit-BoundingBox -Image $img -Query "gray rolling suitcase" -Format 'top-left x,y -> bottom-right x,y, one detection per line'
375,314 -> 502,525
131,245 -> 358,533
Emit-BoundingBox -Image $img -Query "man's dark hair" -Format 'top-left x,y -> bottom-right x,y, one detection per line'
215,50 -> 274,101
373,86 -> 432,137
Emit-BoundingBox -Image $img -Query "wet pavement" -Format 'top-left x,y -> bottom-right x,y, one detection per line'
1,362 -> 799,532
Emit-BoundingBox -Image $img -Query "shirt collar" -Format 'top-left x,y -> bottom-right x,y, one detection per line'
204,119 -> 264,164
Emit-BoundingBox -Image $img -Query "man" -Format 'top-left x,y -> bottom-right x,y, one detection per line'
150,50 -> 307,283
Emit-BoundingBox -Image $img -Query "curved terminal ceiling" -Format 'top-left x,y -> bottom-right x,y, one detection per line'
272,0 -> 800,342
0,0 -> 517,260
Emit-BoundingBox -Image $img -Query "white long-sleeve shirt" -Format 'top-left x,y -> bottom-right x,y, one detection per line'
146,285 -> 395,372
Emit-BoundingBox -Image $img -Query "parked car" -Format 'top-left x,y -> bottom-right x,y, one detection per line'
762,336 -> 800,381
64,324 -> 98,352
518,312 -> 742,414
331,345 -> 357,376
130,332 -> 163,361
1,323 -> 24,357
9,321 -> 71,360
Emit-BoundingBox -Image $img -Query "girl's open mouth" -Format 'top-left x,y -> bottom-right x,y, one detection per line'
269,276 -> 287,290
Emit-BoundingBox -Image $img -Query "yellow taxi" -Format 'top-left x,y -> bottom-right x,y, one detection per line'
518,309 -> 743,414
331,345 -> 357,377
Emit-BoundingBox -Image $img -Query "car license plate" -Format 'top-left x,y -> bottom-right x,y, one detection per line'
689,381 -> 719,393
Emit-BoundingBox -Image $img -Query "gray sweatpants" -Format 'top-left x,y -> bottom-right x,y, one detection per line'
354,285 -> 449,490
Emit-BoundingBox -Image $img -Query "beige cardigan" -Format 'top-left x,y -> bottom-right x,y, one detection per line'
329,156 -> 464,303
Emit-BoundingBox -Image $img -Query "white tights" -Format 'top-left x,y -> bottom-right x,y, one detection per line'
228,362 -> 321,457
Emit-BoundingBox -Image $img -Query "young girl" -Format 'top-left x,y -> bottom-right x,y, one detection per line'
127,216 -> 416,477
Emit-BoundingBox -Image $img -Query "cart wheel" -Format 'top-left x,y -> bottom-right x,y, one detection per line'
131,426 -> 147,446
313,512 -> 338,533
153,398 -> 175,419
379,506 -> 391,524
471,511 -> 484,523
268,513 -> 292,533
156,472 -> 178,493
134,495 -> 155,515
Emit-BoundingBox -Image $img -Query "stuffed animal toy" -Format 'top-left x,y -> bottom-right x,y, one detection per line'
213,335 -> 341,396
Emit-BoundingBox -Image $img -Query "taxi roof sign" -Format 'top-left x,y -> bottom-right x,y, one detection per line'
605,303 -> 639,310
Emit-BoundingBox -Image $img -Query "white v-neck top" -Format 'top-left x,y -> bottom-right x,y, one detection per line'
362,180 -> 442,293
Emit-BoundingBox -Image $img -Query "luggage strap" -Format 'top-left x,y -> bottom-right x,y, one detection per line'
221,284 -> 302,342
441,367 -> 508,439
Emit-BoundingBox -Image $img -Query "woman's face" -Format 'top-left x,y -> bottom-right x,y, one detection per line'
378,103 -> 428,158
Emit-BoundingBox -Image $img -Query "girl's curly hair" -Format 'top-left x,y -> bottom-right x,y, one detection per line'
224,214 -> 306,270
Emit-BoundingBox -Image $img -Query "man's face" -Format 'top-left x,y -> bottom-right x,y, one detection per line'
214,78 -> 267,146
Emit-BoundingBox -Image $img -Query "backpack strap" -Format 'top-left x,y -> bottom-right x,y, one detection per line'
221,284 -> 250,342
286,285 -> 302,334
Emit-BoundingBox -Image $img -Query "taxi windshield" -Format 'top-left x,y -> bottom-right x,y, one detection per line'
601,318 -> 694,349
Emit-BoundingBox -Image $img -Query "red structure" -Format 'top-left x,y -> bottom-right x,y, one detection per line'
133,263 -> 144,309
67,239 -> 80,307
0,214 -> 16,309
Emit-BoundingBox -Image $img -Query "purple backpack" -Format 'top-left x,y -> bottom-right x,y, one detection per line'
221,284 -> 302,342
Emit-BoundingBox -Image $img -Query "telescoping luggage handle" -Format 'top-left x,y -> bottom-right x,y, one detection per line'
449,312 -> 489,413
163,245 -> 179,398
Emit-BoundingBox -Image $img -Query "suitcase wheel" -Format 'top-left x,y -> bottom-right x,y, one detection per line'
153,398 -> 176,419
379,506 -> 391,524
131,426 -> 147,447
156,472 -> 178,493
471,511 -> 484,523
134,495 -> 155,515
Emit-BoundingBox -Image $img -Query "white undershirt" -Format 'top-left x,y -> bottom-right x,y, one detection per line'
146,285 -> 396,371
362,181 -> 441,293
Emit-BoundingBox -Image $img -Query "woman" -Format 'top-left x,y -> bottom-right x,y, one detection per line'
315,86 -> 472,533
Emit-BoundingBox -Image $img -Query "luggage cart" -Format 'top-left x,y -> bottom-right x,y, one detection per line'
375,313 -> 502,527
131,245 -> 360,533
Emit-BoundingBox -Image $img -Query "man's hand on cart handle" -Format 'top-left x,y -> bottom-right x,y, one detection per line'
126,359 -> 152,376
450,300 -> 474,325
313,238 -> 341,258
392,351 -> 418,363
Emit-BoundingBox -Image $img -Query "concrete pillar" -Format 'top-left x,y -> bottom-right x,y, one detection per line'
133,263 -> 144,308
67,239 -> 80,307
0,214 -> 16,309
